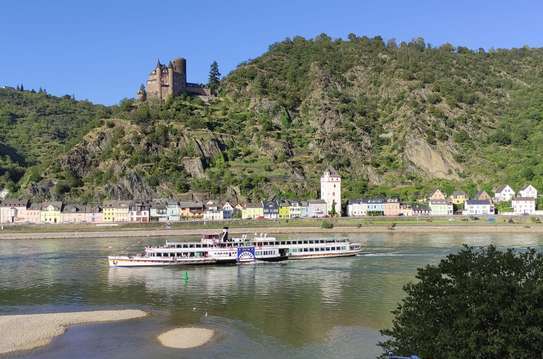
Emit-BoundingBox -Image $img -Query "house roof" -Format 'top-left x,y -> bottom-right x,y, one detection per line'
512,197 -> 536,202
367,198 -> 385,204
103,200 -> 131,208
308,199 -> 327,205
245,203 -> 262,209
178,201 -> 203,209
466,199 -> 491,205
429,189 -> 443,196
412,204 -> 430,210
520,184 -> 536,192
451,190 -> 467,196
429,199 -> 451,205
29,202 -> 41,210
0,199 -> 28,208
41,201 -> 63,210
288,200 -> 303,207
323,167 -> 339,177
62,204 -> 84,213
494,185 -> 512,193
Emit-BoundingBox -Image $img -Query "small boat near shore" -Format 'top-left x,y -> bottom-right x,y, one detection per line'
108,228 -> 361,267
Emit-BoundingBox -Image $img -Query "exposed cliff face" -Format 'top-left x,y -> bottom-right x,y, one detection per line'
404,137 -> 461,180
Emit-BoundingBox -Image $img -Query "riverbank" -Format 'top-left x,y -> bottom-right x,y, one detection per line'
1,219 -> 543,239
0,309 -> 147,355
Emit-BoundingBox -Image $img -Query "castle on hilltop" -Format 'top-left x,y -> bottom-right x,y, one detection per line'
138,57 -> 210,101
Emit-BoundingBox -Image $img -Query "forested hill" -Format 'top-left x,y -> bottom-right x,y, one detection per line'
2,34 -> 543,204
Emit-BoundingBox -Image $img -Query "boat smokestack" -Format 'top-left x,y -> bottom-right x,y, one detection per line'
222,227 -> 229,242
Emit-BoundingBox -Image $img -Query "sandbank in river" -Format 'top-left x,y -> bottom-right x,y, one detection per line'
0,310 -> 147,355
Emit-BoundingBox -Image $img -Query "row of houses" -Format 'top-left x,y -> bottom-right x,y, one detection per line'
433,185 -> 538,205
346,184 -> 540,218
347,198 -> 448,217
0,199 -> 238,225
0,197 -> 333,225
241,200 -> 329,220
0,178 -> 540,224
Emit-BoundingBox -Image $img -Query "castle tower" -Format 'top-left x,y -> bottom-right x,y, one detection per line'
320,168 -> 341,216
172,57 -> 187,89
167,62 -> 174,98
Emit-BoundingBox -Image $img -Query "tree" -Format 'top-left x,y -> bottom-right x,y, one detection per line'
329,200 -> 337,217
208,61 -> 221,95
380,245 -> 543,358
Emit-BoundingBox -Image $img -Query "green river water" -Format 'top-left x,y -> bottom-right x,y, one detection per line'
1,232 -> 541,358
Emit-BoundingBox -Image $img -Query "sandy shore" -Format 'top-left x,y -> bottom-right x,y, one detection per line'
1,224 -> 543,240
157,327 -> 215,349
0,309 -> 147,355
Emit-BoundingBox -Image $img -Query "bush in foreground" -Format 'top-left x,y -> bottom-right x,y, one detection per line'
320,220 -> 334,229
380,245 -> 543,358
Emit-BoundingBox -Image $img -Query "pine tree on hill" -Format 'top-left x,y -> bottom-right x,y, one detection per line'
208,61 -> 221,96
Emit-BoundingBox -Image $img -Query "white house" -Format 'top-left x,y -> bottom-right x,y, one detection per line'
320,168 -> 341,216
429,200 -> 453,216
463,200 -> 493,216
203,201 -> 224,221
307,200 -> 327,218
347,200 -> 368,217
512,197 -> 536,215
518,185 -> 538,199
288,201 -> 304,219
494,185 -> 515,202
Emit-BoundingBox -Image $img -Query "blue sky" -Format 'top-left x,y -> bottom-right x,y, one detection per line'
1,0 -> 542,105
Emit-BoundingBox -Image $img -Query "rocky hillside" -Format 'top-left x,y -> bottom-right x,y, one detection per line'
2,35 -> 543,203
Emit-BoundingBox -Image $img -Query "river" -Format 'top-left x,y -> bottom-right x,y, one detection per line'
1,232 -> 541,358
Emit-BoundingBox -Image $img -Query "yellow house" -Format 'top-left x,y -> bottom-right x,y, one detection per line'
279,202 -> 290,219
242,203 -> 263,219
40,201 -> 63,224
102,200 -> 131,222
449,191 -> 467,205
179,201 -> 204,220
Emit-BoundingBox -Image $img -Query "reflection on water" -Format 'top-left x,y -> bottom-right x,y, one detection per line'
1,232 -> 543,358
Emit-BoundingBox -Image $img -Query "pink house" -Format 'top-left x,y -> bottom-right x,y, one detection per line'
383,198 -> 400,216
61,204 -> 103,224
20,202 -> 42,224
0,199 -> 28,224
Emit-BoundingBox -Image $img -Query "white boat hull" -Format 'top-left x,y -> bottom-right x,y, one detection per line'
108,256 -> 217,267
287,249 -> 361,260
